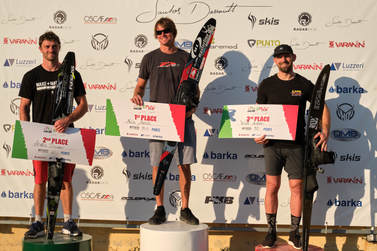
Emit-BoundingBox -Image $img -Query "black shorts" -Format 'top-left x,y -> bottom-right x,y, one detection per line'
264,146 -> 304,179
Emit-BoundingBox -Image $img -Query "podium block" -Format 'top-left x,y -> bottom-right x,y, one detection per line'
140,221 -> 208,251
22,233 -> 92,251
255,242 -> 324,250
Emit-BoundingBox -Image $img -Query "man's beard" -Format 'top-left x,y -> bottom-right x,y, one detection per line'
44,52 -> 58,62
278,61 -> 293,73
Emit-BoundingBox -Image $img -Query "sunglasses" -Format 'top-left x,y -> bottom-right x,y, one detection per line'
156,28 -> 171,35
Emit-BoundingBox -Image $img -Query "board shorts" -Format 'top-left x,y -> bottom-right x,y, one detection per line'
33,160 -> 75,184
263,146 -> 304,180
149,117 -> 197,167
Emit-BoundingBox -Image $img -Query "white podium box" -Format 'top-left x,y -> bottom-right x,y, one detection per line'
140,221 -> 208,251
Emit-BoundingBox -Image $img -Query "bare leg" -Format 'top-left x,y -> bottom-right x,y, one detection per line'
289,179 -> 303,217
178,164 -> 191,209
34,183 -> 46,216
60,181 -> 73,215
265,175 -> 281,214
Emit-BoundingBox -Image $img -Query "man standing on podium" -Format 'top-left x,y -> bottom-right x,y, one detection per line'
254,44 -> 331,249
19,31 -> 88,239
130,17 -> 200,225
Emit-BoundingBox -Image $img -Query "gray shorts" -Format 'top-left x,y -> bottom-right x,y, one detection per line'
149,117 -> 197,167
264,146 -> 304,179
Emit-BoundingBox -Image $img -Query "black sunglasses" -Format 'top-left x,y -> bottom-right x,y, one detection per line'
156,28 -> 171,35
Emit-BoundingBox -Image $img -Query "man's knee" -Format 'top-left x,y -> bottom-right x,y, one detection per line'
289,179 -> 303,193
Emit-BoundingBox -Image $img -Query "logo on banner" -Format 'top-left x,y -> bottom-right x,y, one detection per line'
1,190 -> 34,199
4,59 -> 15,67
84,126 -> 105,135
325,15 -> 368,28
329,41 -> 365,48
298,12 -> 312,26
84,83 -> 116,90
327,199 -> 362,207
165,173 -> 196,182
248,14 -> 279,29
203,107 -> 223,115
1,14 -> 41,25
248,14 -> 257,29
336,103 -> 355,121
91,33 -> 109,51
122,168 -> 131,183
132,172 -> 153,180
87,104 -> 106,113
3,124 -> 15,132
293,63 -> 323,70
79,58 -> 120,71
3,143 -> 11,158
211,40 -> 238,50
84,16 -> 117,24
124,57 -> 133,73
80,192 -> 114,201
49,10 -> 70,29
330,128 -> 361,141
214,57 -> 228,71
175,39 -> 192,50
1,169 -> 34,176
244,154 -> 264,159
134,34 -> 148,48
202,173 -> 237,182
205,196 -> 234,204
328,85 -> 365,94
3,81 -> 21,89
289,38 -> 325,50
121,197 -> 155,202
245,85 -> 258,92
3,37 -> 37,45
340,154 -> 361,161
247,39 -> 280,48
90,166 -> 104,180
327,176 -> 363,184
259,17 -> 279,25
94,147 -> 113,159
203,151 -> 237,160
330,62 -> 364,71
244,197 -> 265,205
294,12 -> 315,31
169,190 -> 182,208
53,10 -> 67,24
4,59 -> 37,67
245,173 -> 266,185
204,129 -> 219,137
122,149 -> 150,158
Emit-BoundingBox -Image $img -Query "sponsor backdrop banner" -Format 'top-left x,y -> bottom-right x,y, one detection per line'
1,0 -> 376,228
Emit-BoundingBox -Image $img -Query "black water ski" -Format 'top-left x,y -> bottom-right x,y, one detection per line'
46,51 -> 75,239
153,18 -> 216,195
301,64 -> 336,250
